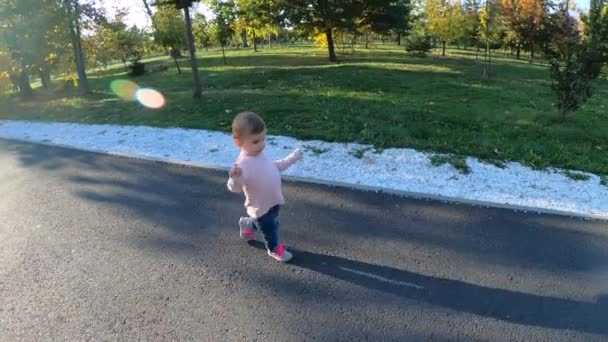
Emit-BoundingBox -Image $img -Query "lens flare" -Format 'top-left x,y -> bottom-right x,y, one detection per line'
109,80 -> 139,101
135,88 -> 166,109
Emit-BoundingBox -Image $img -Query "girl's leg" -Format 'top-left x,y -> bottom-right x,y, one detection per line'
254,206 -> 280,251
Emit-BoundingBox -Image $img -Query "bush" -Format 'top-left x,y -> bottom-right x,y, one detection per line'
405,31 -> 432,57
128,54 -> 146,77
129,61 -> 145,76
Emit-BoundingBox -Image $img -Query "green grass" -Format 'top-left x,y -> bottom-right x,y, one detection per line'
479,158 -> 507,169
349,147 -> 372,159
303,144 -> 330,156
1,45 -> 607,175
429,154 -> 471,174
564,170 -> 591,181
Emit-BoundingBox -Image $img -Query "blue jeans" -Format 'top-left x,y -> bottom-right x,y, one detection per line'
253,205 -> 280,252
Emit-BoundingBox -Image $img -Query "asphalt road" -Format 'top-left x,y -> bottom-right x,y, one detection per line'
1,139 -> 607,341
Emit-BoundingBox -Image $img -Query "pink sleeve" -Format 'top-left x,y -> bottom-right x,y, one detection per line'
275,149 -> 303,172
227,156 -> 244,193
227,176 -> 243,193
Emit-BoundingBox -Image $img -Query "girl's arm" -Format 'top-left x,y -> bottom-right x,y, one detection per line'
275,148 -> 303,172
227,164 -> 244,193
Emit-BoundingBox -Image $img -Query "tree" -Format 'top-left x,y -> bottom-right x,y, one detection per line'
0,0 -> 100,95
480,0 -> 504,78
89,9 -> 147,71
62,0 -> 96,94
501,0 -> 548,62
0,0 -> 56,96
405,18 -> 433,56
153,5 -> 186,73
155,0 -> 202,98
546,0 -> 608,120
426,0 -> 466,56
193,14 -> 213,51
285,0 -> 356,61
233,0 -> 282,52
347,0 -> 410,48
583,0 -> 608,63
285,0 -> 394,61
463,0 -> 481,53
207,0 -> 235,64
359,0 -> 410,36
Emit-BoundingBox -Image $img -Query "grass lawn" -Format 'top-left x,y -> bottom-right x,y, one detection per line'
1,45 -> 607,175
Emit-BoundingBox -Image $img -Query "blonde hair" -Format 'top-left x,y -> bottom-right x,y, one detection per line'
232,111 -> 266,138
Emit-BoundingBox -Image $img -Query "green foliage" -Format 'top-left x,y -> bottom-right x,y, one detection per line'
85,10 -> 148,69
1,44 -> 608,175
479,0 -> 504,46
425,0 -> 467,55
153,5 -> 186,49
350,147 -> 372,159
303,145 -> 331,156
430,154 -> 471,174
462,0 -> 481,47
405,21 -> 432,56
546,0 -> 608,120
193,14 -> 213,50
564,170 -> 591,181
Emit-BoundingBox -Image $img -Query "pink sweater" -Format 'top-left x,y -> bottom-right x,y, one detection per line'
227,149 -> 302,218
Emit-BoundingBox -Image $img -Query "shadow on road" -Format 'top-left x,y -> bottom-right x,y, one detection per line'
249,240 -> 608,336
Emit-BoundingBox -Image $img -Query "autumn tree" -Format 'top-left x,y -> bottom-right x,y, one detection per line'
426,0 -> 466,56
546,0 -> 608,120
480,0 -> 504,78
501,0 -> 548,62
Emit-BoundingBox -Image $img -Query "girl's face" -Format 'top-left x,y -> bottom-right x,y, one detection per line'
237,130 -> 266,156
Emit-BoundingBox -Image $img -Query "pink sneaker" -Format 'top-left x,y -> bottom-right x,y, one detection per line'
268,243 -> 293,262
239,217 -> 255,241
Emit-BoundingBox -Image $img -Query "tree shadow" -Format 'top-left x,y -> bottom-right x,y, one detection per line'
249,240 -> 608,336
0,140 -> 235,244
285,181 -> 608,273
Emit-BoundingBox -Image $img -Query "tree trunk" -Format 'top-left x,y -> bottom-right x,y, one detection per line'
141,0 -> 159,34
18,68 -> 33,97
241,29 -> 248,48
9,73 -> 20,93
269,32 -> 272,48
397,32 -> 401,46
365,32 -> 369,49
39,63 -> 52,89
488,46 -> 492,74
516,46 -> 521,60
183,5 -> 202,98
173,51 -> 182,74
253,31 -> 258,52
122,57 -> 128,71
39,68 -> 51,89
66,0 -> 90,94
483,38 -> 490,79
325,27 -> 337,62
529,44 -> 535,64
560,107 -> 567,122
442,41 -> 446,56
221,44 -> 227,65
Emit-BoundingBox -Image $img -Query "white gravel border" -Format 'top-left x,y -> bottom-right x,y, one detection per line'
0,120 -> 606,220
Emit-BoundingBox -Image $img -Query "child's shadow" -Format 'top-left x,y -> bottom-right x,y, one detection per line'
248,241 -> 608,335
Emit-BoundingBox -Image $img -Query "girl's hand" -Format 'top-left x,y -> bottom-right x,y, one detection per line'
293,148 -> 303,161
230,164 -> 242,178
